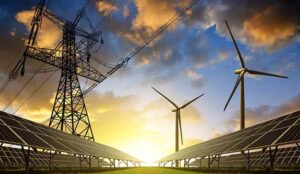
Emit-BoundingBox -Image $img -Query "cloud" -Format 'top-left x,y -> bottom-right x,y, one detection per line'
227,94 -> 300,128
243,5 -> 298,49
186,0 -> 300,51
218,49 -> 231,61
185,68 -> 204,88
84,91 -> 203,160
132,0 -> 183,33
15,9 -> 61,48
123,5 -> 130,18
96,0 -> 118,16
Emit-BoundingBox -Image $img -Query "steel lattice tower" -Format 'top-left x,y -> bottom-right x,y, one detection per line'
9,0 -> 196,142
49,23 -> 94,140
9,0 -> 105,141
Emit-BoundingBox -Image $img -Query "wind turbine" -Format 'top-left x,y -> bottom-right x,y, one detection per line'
223,20 -> 288,130
152,87 -> 204,153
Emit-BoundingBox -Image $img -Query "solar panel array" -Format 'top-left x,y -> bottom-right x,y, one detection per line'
0,111 -> 139,169
0,146 -> 109,168
159,110 -> 300,167
189,146 -> 300,168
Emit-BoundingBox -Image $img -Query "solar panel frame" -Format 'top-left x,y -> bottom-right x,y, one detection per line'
0,111 -> 141,164
0,124 -> 24,145
159,110 -> 300,162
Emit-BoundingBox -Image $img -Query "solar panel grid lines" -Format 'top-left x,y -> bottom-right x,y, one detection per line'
0,111 -> 140,166
188,146 -> 300,168
0,146 -> 111,168
0,124 -> 24,145
244,111 -> 300,150
0,115 -> 57,150
12,127 -> 53,149
248,128 -> 287,149
273,112 -> 300,145
277,124 -> 300,145
230,111 -> 298,151
159,110 -> 300,163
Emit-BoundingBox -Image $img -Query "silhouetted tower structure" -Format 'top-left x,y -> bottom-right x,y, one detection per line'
10,0 -> 105,141
9,0 -> 199,143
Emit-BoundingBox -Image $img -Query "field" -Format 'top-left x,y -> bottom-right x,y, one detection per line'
92,167 -> 199,174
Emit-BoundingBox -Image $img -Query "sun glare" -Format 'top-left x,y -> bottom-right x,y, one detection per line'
129,140 -> 161,165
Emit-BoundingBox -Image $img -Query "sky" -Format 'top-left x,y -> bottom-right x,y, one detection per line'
0,0 -> 300,163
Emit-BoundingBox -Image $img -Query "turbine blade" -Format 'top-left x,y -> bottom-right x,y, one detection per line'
180,94 -> 204,109
177,111 -> 183,145
225,20 -> 245,68
224,71 -> 245,111
152,87 -> 178,108
247,69 -> 288,79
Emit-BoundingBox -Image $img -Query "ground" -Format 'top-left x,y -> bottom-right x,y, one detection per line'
91,167 -> 200,174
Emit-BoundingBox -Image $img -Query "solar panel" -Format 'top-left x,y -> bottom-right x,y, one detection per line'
0,146 -> 110,168
248,128 -> 286,148
189,146 -> 300,168
277,123 -> 300,144
159,110 -> 300,165
0,124 -> 23,144
0,111 -> 140,169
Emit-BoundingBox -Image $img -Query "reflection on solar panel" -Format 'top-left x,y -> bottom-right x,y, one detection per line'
188,146 -> 300,168
0,146 -> 110,168
0,111 -> 140,171
159,110 -> 300,172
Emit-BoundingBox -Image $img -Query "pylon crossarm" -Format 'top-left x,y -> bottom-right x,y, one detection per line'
43,10 -> 97,41
75,30 -> 102,53
22,46 -> 105,82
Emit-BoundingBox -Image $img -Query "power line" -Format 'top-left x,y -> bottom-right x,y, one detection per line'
0,48 -> 23,96
3,64 -> 45,112
13,71 -> 57,115
0,78 -> 10,96
122,0 -> 198,63
82,0 -> 199,95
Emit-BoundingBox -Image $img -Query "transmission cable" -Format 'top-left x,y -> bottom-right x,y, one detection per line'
13,70 -> 57,115
82,0 -> 199,95
3,64 -> 45,111
0,48 -> 23,96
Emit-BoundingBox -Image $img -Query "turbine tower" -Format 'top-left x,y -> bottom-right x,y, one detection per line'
223,20 -> 288,130
152,87 -> 204,167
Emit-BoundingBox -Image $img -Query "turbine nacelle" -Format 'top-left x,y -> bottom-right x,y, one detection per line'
152,86 -> 204,147
234,68 -> 246,74
224,19 -> 288,129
